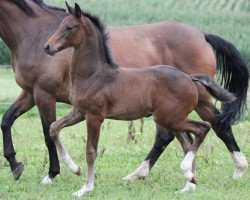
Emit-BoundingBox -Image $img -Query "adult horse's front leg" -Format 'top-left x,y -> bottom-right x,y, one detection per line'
73,113 -> 103,197
34,89 -> 59,184
123,124 -> 175,181
50,108 -> 84,175
1,90 -> 35,180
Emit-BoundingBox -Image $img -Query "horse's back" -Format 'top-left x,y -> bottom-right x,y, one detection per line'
109,21 -> 216,76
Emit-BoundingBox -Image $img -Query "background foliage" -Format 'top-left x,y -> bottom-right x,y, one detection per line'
0,0 -> 250,69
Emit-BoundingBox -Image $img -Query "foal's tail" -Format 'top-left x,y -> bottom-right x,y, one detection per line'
205,33 -> 249,126
191,74 -> 236,103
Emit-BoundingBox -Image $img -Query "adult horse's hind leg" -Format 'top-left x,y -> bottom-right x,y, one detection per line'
50,108 -> 84,175
123,125 -> 194,182
155,115 -> 210,193
195,98 -> 248,179
1,90 -> 35,180
34,89 -> 59,184
123,124 -> 175,181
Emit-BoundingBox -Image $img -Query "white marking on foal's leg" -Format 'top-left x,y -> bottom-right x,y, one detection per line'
41,175 -> 53,184
231,151 -> 248,179
123,160 -> 150,182
179,181 -> 196,193
180,151 -> 195,181
72,164 -> 94,197
54,137 -> 81,175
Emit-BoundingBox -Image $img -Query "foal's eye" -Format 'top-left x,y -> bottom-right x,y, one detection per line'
66,26 -> 73,31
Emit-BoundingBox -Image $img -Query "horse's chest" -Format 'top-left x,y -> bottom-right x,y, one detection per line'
14,65 -> 34,92
69,86 -> 104,113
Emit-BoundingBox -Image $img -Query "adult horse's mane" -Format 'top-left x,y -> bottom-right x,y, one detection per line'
80,9 -> 118,68
10,0 -> 66,16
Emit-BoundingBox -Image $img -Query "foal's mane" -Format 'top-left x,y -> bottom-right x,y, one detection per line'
80,10 -> 118,68
10,0 -> 66,17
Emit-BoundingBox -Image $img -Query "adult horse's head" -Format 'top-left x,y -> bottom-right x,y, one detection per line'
44,2 -> 84,56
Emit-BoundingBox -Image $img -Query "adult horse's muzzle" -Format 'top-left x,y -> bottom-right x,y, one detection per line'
44,44 -> 58,56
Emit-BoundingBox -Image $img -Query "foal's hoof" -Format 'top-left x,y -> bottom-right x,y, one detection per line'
72,185 -> 93,197
74,166 -> 81,176
12,162 -> 24,180
178,181 -> 196,193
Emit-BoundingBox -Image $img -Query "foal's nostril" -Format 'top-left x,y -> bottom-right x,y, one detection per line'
44,44 -> 50,51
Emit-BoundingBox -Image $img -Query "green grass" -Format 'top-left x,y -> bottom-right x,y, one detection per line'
0,69 -> 249,199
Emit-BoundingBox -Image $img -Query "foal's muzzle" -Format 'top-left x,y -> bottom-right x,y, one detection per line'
44,44 -> 57,56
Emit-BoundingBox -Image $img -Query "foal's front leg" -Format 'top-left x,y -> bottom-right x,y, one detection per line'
50,107 -> 84,175
73,113 -> 103,197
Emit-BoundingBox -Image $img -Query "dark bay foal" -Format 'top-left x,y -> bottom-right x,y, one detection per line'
44,4 -> 235,196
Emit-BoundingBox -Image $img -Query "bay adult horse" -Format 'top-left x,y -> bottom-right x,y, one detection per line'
44,4 -> 235,196
0,0 -> 248,184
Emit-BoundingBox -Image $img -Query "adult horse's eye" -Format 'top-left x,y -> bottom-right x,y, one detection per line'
66,26 -> 73,31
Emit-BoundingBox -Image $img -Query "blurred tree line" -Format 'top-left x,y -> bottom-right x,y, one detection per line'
0,40 -> 11,65
0,0 -> 249,70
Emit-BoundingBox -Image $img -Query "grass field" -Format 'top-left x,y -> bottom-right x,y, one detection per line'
0,0 -> 250,199
0,68 -> 249,199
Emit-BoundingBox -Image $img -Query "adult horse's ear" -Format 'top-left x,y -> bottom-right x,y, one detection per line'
74,3 -> 82,19
65,1 -> 74,15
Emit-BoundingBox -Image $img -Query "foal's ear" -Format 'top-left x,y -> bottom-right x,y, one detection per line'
65,1 -> 74,15
74,3 -> 82,19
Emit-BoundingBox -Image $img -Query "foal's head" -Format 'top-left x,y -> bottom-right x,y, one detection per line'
44,3 -> 87,56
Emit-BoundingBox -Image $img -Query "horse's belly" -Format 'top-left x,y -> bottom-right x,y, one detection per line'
107,109 -> 150,121
107,100 -> 151,120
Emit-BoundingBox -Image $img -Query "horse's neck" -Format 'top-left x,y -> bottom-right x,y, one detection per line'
0,3 -> 65,52
70,29 -> 108,83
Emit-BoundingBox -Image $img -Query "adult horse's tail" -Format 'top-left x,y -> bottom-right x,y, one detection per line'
205,33 -> 249,126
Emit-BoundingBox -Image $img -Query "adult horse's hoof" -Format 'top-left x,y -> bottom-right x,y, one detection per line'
41,175 -> 53,184
233,163 -> 248,179
12,162 -> 24,180
231,152 -> 248,179
123,160 -> 150,182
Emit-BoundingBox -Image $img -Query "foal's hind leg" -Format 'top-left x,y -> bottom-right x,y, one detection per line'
195,98 -> 248,179
175,133 -> 197,192
155,118 -> 210,193
178,120 -> 211,185
50,108 -> 84,175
